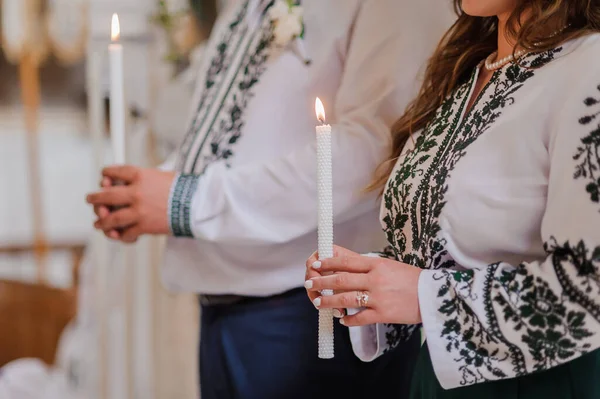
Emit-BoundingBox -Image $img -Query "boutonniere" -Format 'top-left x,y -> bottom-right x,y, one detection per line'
269,0 -> 311,65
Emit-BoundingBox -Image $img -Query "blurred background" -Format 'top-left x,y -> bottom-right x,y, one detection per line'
0,0 -> 225,398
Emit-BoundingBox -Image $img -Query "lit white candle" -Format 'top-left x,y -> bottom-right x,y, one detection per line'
315,97 -> 334,359
109,13 -> 125,164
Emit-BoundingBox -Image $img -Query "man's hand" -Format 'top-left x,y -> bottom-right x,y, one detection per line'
86,165 -> 176,243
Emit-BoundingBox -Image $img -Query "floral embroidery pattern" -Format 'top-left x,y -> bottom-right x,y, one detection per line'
189,18 -> 275,172
177,1 -> 251,170
177,1 -> 279,174
574,84 -> 600,208
380,48 -> 566,382
494,239 -> 600,373
549,238 -> 600,318
435,267 -> 514,386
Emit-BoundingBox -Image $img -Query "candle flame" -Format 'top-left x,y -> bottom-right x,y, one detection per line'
315,97 -> 326,124
111,13 -> 120,42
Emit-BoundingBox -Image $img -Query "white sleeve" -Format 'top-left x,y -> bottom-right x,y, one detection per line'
167,0 -> 451,243
348,249 -> 421,362
416,72 -> 600,389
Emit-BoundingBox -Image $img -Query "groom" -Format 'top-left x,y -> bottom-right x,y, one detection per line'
87,0 -> 453,398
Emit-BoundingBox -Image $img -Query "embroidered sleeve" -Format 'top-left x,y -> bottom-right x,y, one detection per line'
168,174 -> 200,238
348,248 -> 421,362
418,79 -> 600,389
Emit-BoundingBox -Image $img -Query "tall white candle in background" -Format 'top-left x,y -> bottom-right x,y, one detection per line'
109,13 -> 125,164
109,15 -> 130,397
315,97 -> 334,359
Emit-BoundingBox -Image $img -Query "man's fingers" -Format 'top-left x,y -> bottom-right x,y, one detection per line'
86,186 -> 135,206
94,205 -> 111,219
95,208 -> 137,231
100,176 -> 112,188
120,226 -> 142,244
102,165 -> 139,183
105,229 -> 121,240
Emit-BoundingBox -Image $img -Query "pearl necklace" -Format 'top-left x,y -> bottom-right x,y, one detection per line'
484,25 -> 569,71
485,49 -> 528,71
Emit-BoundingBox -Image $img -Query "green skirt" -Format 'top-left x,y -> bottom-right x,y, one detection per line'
410,343 -> 600,399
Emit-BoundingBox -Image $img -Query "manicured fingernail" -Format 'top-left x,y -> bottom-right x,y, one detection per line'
304,280 -> 313,289
339,318 -> 346,326
312,261 -> 322,269
313,297 -> 321,308
333,309 -> 344,318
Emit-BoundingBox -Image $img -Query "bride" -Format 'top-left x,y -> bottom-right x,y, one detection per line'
306,0 -> 600,397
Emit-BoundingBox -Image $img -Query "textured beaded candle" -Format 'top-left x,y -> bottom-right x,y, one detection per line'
315,97 -> 334,359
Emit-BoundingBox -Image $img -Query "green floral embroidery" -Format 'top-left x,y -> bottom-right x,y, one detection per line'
192,18 -> 275,171
178,1 -> 277,173
177,1 -> 251,170
574,84 -> 600,207
492,239 -> 600,373
549,238 -> 600,319
380,48 -> 564,382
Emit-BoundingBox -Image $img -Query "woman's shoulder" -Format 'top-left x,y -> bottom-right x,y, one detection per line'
553,32 -> 600,75
532,33 -> 600,104
570,31 -> 600,51
542,34 -> 600,147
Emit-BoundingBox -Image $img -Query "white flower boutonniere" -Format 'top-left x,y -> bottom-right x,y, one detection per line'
269,0 -> 311,65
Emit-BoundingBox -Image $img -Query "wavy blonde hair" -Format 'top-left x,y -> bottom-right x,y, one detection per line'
367,0 -> 600,192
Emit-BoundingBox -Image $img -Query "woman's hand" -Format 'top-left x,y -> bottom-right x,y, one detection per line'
304,245 -> 422,327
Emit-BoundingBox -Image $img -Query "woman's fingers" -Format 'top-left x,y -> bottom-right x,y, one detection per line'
305,267 -> 322,303
312,256 -> 375,274
305,272 -> 369,293
306,246 -> 361,316
304,266 -> 346,317
340,309 -> 378,327
306,251 -> 319,270
332,245 -> 360,258
306,246 -> 361,270
313,291 -> 373,310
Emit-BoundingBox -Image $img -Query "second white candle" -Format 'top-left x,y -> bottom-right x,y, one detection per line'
109,13 -> 125,165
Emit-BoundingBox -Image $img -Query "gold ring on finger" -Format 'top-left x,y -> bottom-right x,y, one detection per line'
356,291 -> 369,308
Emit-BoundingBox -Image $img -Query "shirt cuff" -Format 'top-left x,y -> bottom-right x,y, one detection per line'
347,318 -> 381,362
168,173 -> 200,238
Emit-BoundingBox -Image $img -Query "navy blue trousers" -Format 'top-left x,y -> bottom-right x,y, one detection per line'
199,288 -> 420,399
